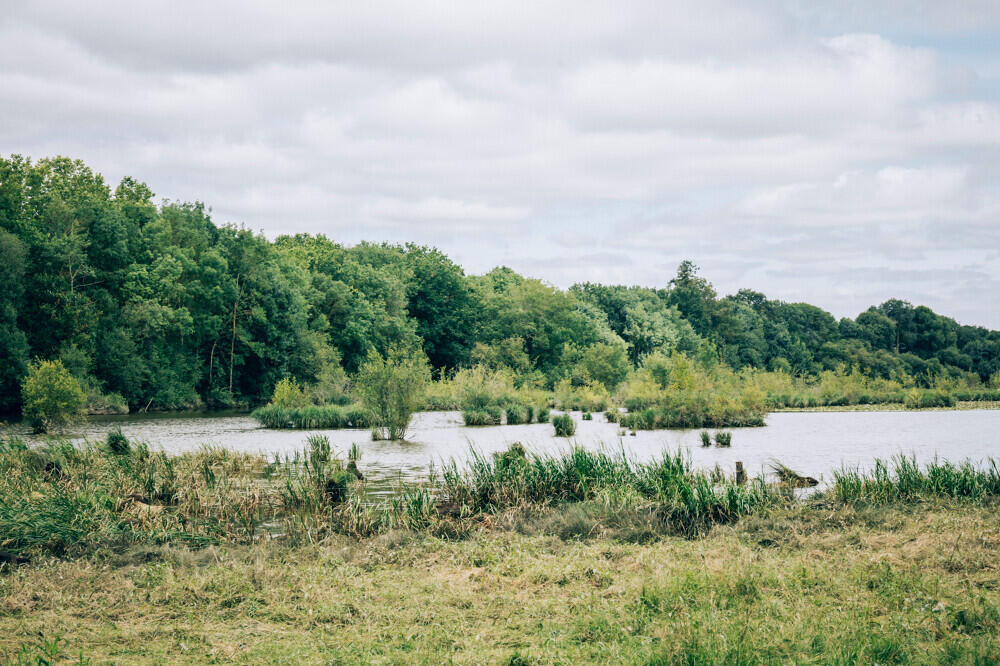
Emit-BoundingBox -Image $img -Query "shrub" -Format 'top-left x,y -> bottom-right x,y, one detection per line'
552,413 -> 575,437
21,360 -> 86,432
463,406 -> 503,426
453,365 -> 515,411
536,407 -> 550,423
505,404 -> 529,425
105,428 -> 130,456
355,349 -> 430,441
269,377 -> 311,408
251,404 -> 371,429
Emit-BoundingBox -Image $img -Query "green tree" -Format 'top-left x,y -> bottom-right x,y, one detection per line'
355,349 -> 430,440
21,359 -> 86,432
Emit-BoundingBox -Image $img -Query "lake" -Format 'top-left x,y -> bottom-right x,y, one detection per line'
9,409 -> 1000,497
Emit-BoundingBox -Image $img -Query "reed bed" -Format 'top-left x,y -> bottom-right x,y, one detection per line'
5,432 -> 1000,563
832,454 -> 1000,504
251,404 -> 371,429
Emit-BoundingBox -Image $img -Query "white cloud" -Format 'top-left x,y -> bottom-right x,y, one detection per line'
2,0 -> 1000,327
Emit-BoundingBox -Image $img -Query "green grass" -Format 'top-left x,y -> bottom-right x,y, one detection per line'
3,436 -> 1000,662
462,405 -> 503,426
1,501 -> 998,663
250,404 -> 371,429
552,413 -> 575,437
832,455 -> 1000,504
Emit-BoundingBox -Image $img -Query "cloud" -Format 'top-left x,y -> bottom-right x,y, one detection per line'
2,0 -> 999,327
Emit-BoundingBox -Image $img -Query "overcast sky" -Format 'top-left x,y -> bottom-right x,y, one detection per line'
3,1 -> 999,328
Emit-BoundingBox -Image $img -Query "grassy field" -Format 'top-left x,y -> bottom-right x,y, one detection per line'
2,436 -> 1000,664
2,499 -> 999,664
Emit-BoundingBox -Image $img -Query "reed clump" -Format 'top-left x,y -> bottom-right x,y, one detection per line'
251,404 -> 371,429
832,455 -> 1000,504
552,413 -> 576,437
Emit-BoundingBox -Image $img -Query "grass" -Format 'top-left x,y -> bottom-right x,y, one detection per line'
462,405 -> 503,426
832,455 -> 1000,504
552,413 -> 575,437
3,436 -> 1000,662
1,500 -> 998,663
250,404 -> 371,429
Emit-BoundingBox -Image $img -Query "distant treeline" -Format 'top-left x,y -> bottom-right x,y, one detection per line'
1,155 -> 998,414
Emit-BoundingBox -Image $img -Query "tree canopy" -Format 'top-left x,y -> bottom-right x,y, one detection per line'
1,154 -> 997,415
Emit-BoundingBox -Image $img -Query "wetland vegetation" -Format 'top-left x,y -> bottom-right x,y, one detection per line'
3,155 -> 1000,663
2,433 -> 1000,663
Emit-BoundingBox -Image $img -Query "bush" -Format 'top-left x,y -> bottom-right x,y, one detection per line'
536,407 -> 550,423
552,413 -> 575,437
251,404 -> 371,429
505,404 -> 529,425
269,378 -> 311,408
21,360 -> 86,432
904,389 -> 957,410
355,349 -> 430,441
463,406 -> 503,426
105,428 -> 130,456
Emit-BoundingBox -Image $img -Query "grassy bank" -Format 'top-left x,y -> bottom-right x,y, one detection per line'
3,438 -> 1000,663
776,399 -> 1000,413
2,500 -> 998,664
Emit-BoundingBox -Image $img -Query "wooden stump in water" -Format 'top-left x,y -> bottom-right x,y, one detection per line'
735,461 -> 747,486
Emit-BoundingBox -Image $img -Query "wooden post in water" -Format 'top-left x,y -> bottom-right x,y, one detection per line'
735,461 -> 746,486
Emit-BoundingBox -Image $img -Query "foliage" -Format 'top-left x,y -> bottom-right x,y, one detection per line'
832,455 -> 1000,504
268,378 -> 311,408
355,348 -> 429,440
552,413 -> 576,437
0,154 -> 997,418
251,404 -> 370,429
20,359 -> 86,432
462,406 -> 503,426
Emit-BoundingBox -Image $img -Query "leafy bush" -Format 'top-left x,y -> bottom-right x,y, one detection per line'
463,405 -> 503,426
105,428 -> 130,456
904,389 -> 957,409
355,349 -> 430,441
21,359 -> 86,432
552,413 -> 575,437
505,404 -> 529,425
269,378 -> 311,408
251,404 -> 370,429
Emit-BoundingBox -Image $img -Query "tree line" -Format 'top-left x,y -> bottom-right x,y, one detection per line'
1,155 -> 998,416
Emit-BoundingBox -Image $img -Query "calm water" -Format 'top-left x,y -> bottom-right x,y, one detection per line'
9,409 -> 1000,496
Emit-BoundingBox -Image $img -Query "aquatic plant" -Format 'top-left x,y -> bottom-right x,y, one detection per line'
832,455 -> 1000,504
552,413 -> 575,437
463,405 -> 503,426
505,404 -> 529,425
714,431 -> 732,447
699,431 -> 712,447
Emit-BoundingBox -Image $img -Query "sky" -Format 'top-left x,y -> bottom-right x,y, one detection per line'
2,1 -> 999,328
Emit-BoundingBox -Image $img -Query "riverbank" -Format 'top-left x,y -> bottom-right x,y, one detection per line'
2,499 -> 998,664
775,400 -> 1000,413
